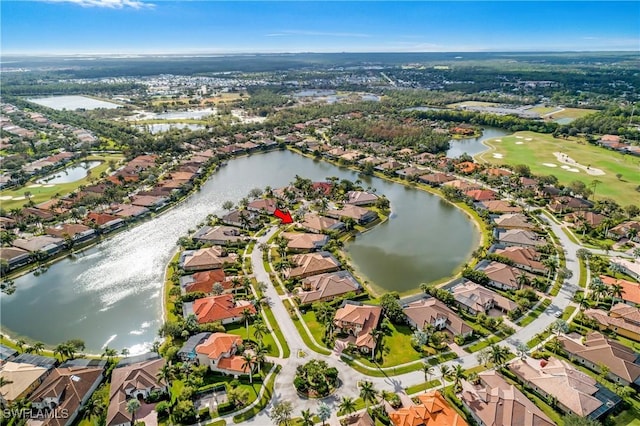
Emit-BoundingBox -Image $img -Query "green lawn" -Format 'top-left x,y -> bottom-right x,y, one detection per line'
0,153 -> 124,210
291,309 -> 331,355
517,299 -> 552,326
350,323 -> 422,368
476,131 -> 640,205
561,306 -> 576,322
544,107 -> 597,120
405,379 -> 440,395
339,355 -> 422,377
262,307 -> 290,358
225,322 -> 278,357
301,311 -> 327,346
232,365 -> 280,423
467,336 -> 501,353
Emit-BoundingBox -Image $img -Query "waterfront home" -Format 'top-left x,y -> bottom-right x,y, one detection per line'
180,247 -> 238,272
403,298 -> 473,337
451,281 -> 518,315
285,251 -> 341,279
221,209 -> 260,230
108,204 -> 149,219
602,273 -> 640,300
281,232 -> 329,252
178,332 -> 212,362
130,195 -> 167,211
45,223 -> 97,244
299,213 -> 345,234
481,261 -> 536,290
346,190 -> 378,206
508,356 -> 620,420
459,370 -> 554,426
607,221 -> 640,242
29,365 -> 104,426
477,200 -> 523,214
493,246 -> 547,274
107,358 -> 167,426
495,228 -> 545,248
179,269 -> 230,295
465,189 -> 498,202
493,213 -> 536,230
311,182 -> 333,196
0,362 -> 49,407
584,303 -> 640,341
13,235 -> 65,256
0,247 -> 31,271
325,205 -> 378,225
247,198 -> 278,215
334,302 -> 382,354
386,390 -> 467,426
396,166 -> 424,178
375,159 -> 403,172
85,212 -> 125,232
187,294 -> 256,325
442,179 -> 481,192
418,172 -> 455,186
195,333 -> 250,375
296,270 -> 361,304
193,225 -> 248,246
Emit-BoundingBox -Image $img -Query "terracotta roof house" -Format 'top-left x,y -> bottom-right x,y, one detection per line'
347,411 -> 375,426
548,196 -> 592,214
484,168 -> 513,178
130,195 -> 167,210
325,205 -> 378,224
608,258 -> 640,281
519,177 -> 538,188
584,303 -> 640,342
195,333 -> 250,375
281,232 -> 329,252
107,358 -> 167,426
299,213 -> 344,234
0,247 -> 31,270
29,365 -> 104,426
404,298 -> 472,337
297,270 -> 361,304
189,294 -> 256,325
482,261 -> 536,290
221,209 -> 260,230
193,225 -> 248,246
493,213 -> 536,230
494,246 -> 547,274
600,134 -> 621,144
108,204 -> 149,219
13,235 -> 65,256
601,274 -> 640,303
442,179 -> 481,191
478,200 -> 523,214
456,161 -> 479,174
396,166 -> 424,178
285,251 -> 341,279
45,223 -> 96,243
459,370 -> 554,426
247,198 -> 278,214
466,189 -> 498,202
334,303 -> 382,353
565,211 -> 606,228
607,221 -> 640,242
496,229 -> 545,248
311,182 -> 333,196
346,191 -> 379,206
0,216 -> 16,229
418,173 -> 455,186
387,390 -> 468,426
452,281 -> 518,315
375,160 -> 403,171
0,362 -> 49,406
559,332 -> 640,386
180,247 -> 238,272
508,357 -> 620,419
178,332 -> 211,362
85,212 -> 125,232
179,269 -> 230,295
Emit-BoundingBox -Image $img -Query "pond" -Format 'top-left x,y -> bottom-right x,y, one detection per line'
1,150 -> 479,354
36,161 -> 102,184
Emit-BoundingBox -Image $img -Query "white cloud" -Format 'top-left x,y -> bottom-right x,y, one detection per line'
44,0 -> 154,9
265,30 -> 370,38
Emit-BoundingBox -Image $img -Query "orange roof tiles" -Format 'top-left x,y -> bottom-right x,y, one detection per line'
389,390 -> 468,426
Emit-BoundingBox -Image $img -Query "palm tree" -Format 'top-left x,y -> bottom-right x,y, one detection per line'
241,353 -> 256,384
439,364 -> 452,387
339,396 -> 357,419
157,363 -> 175,388
609,284 -> 625,301
121,348 -> 130,358
422,363 -> 434,387
300,409 -> 315,426
359,381 -> 378,411
81,395 -> 105,420
241,308 -> 254,339
126,399 -> 141,425
369,329 -> 383,362
16,339 -> 26,353
253,320 -> 268,342
102,346 -> 118,363
254,343 -> 267,372
317,402 -> 331,426
543,257 -> 557,282
489,344 -> 508,367
516,272 -> 531,289
31,342 -> 45,355
574,293 -> 588,311
452,365 -> 465,391
549,336 -> 562,354
0,377 -> 13,388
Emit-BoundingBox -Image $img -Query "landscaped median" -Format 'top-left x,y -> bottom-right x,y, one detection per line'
516,298 -> 552,327
232,365 -> 281,424
262,306 -> 291,358
285,300 -> 332,356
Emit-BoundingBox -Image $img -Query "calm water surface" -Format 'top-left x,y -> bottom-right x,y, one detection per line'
37,161 -> 102,184
1,150 -> 479,353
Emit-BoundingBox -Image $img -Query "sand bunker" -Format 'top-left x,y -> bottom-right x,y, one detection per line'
560,165 -> 580,172
494,139 -> 502,142
515,142 -> 524,145
553,152 -> 605,176
493,153 -> 504,159
516,136 -> 524,139
542,163 -> 557,168
43,184 -> 55,188
0,196 -> 13,201
12,196 -> 25,200
27,184 -> 42,188
525,138 -> 533,141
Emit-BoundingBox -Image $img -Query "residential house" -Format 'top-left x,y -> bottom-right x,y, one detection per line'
396,166 -> 423,178
247,198 -> 278,215
281,232 -> 329,252
334,303 -> 382,353
482,261 -> 535,290
221,210 -> 260,230
493,213 -> 536,230
13,236 -> 65,256
299,213 -> 344,234
484,168 -> 513,178
565,211 -> 606,229
297,270 -> 361,304
519,177 -> 538,189
285,251 -> 341,279
465,189 -> 498,202
45,223 -> 97,244
311,182 -> 333,196
609,258 -> 640,281
325,205 -> 378,225
418,172 -> 455,186
179,269 -> 230,295
187,294 -> 256,325
386,390 -> 468,426
85,212 -> 125,232
558,332 -> 640,386
548,196 -> 593,214
508,356 -> 620,419
0,344 -> 17,362
442,179 -> 481,192
195,333 -> 250,375
451,281 -> 518,315
0,362 -> 49,406
494,246 -> 547,274
347,411 -> 375,426
478,200 -> 523,214
108,204 -> 149,219
375,160 -> 403,172
584,303 -> 640,341
130,195 -> 167,211
496,229 -> 545,248
607,221 -> 640,242
180,247 -> 238,272
107,358 -> 167,426
178,332 -> 212,362
346,191 -> 378,206
193,225 -> 248,246
0,247 -> 31,270
403,298 -> 472,337
602,274 -> 640,302
0,217 -> 16,230
29,365 -> 104,426
458,370 -> 554,426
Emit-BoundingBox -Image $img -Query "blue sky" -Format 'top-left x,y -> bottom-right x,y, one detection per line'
2,1 -> 639,54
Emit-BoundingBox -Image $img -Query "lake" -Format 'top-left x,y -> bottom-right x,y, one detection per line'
446,128 -> 510,158
36,161 -> 102,184
29,96 -> 121,111
0,150 -> 479,354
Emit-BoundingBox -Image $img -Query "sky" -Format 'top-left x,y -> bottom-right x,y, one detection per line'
1,1 -> 639,54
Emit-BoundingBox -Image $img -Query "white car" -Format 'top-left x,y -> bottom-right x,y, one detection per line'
554,311 -> 562,318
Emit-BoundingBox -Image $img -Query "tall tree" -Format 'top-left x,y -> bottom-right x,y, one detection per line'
359,381 -> 378,411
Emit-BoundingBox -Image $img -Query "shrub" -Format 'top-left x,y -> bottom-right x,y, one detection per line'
216,401 -> 236,414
